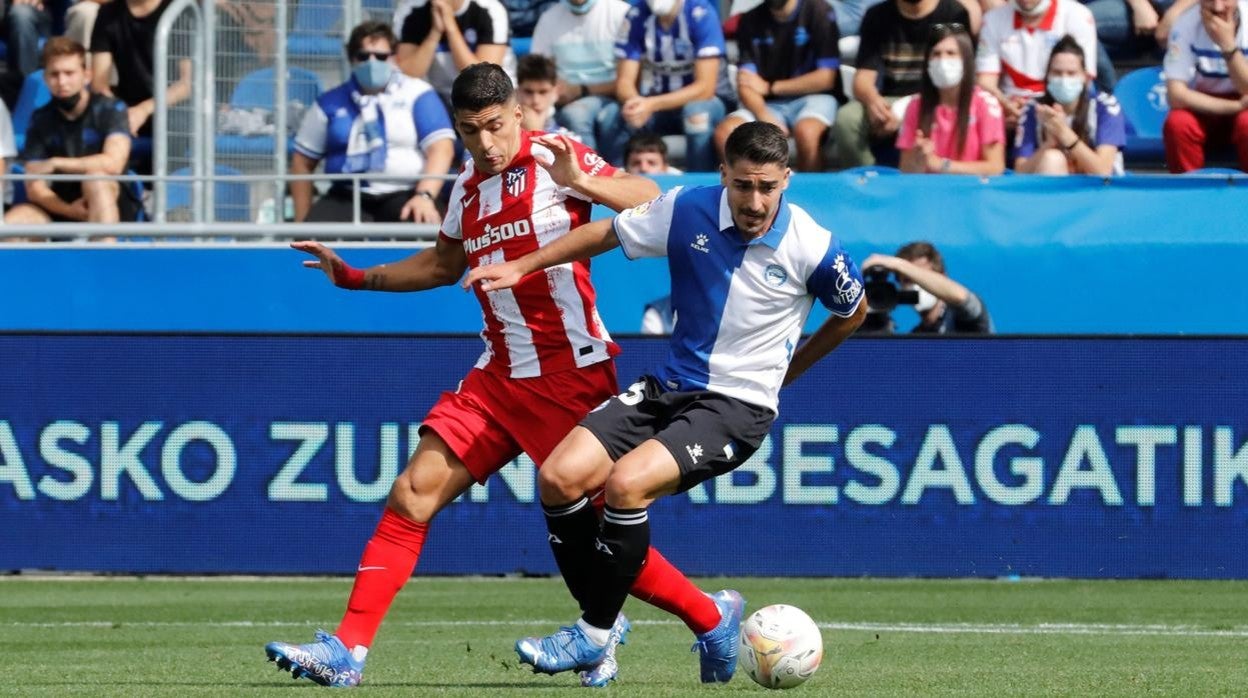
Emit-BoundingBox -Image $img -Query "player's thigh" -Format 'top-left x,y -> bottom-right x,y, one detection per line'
538,425 -> 616,502
603,438 -> 683,508
387,429 -> 477,522
651,392 -> 775,494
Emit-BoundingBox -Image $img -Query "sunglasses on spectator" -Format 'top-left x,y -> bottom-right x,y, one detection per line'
932,22 -> 968,34
354,50 -> 392,62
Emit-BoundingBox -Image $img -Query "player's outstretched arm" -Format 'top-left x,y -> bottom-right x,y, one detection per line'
292,236 -> 468,292
782,300 -> 867,387
532,133 -> 660,212
462,218 -> 619,292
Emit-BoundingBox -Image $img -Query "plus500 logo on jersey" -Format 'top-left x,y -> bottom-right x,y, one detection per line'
465,219 -> 532,254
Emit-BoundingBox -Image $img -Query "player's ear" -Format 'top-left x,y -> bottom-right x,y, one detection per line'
719,163 -> 728,186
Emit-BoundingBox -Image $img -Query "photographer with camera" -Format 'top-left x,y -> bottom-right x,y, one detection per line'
859,241 -> 993,334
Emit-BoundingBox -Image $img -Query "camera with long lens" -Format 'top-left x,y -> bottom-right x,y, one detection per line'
860,266 -> 918,333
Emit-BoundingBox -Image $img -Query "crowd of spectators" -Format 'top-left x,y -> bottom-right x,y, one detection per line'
0,0 -> 1245,227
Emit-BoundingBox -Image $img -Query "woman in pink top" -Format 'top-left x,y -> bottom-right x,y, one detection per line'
896,23 -> 1006,175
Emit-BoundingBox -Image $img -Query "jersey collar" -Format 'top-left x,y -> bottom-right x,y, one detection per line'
717,187 -> 792,248
1013,0 -> 1058,31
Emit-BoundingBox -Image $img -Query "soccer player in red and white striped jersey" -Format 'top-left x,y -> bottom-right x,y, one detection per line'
266,63 -> 725,688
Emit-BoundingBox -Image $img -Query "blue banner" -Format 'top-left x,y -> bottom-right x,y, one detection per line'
2,334 -> 1246,578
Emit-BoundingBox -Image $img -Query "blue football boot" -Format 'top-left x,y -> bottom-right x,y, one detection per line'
579,614 -> 631,688
691,589 -> 746,683
515,621 -> 609,675
265,630 -> 364,687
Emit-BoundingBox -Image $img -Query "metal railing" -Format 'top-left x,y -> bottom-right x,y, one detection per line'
1,172 -> 452,241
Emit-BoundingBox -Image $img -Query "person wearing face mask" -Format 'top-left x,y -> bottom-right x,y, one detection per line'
861,241 -> 994,334
394,0 -> 514,105
597,0 -> 732,170
530,0 -> 633,150
291,21 -> 457,224
1015,34 -> 1126,174
832,0 -> 975,169
897,23 -> 1006,173
5,37 -> 140,228
976,0 -> 1098,131
713,0 -> 845,171
1161,0 -> 1248,172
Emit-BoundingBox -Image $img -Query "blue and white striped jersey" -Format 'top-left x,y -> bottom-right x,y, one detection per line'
614,0 -> 727,97
612,185 -> 864,412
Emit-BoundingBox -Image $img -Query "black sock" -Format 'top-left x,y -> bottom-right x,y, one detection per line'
583,505 -> 650,630
543,497 -> 600,613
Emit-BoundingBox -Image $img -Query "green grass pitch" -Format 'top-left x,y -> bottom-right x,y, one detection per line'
2,576 -> 1247,696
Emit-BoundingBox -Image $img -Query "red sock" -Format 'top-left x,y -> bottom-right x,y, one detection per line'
630,547 -> 721,635
336,508 -> 428,649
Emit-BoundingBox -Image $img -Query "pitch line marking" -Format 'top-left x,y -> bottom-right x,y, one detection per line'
2,620 -> 1246,638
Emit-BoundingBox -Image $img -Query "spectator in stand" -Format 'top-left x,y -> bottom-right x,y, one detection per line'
599,0 -> 730,170
1162,0 -> 1248,172
832,0 -> 973,168
713,0 -> 843,171
976,0 -> 1097,131
897,22 -> 1006,173
291,21 -> 456,223
1015,35 -> 1125,174
394,0 -> 513,103
89,0 -> 190,169
516,53 -> 564,132
64,0 -> 110,69
1077,0 -> 1160,88
4,38 -> 139,226
831,0 -> 888,37
624,131 -> 684,173
530,0 -> 632,150
1157,0 -> 1194,45
861,241 -> 994,333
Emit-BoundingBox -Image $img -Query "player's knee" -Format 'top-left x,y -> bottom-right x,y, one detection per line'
537,459 -> 586,504
386,468 -> 440,523
603,466 -> 653,509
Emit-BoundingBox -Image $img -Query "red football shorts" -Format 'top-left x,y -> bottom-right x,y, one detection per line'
421,360 -> 618,483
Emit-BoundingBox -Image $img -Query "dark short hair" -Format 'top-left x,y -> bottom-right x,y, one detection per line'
345,20 -> 396,59
452,63 -> 515,113
723,121 -> 789,167
625,132 -> 667,161
897,241 -> 945,274
517,53 -> 558,84
42,36 -> 87,69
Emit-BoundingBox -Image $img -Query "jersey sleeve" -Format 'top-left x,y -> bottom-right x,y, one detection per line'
689,0 -> 726,59
894,96 -> 922,150
103,99 -> 131,138
20,117 -> 49,161
855,5 -> 885,71
612,186 -> 682,259
476,0 -> 511,45
975,10 -> 1004,75
1014,101 -> 1039,157
806,239 -> 864,317
439,173 -> 468,240
1094,93 -> 1127,148
735,12 -> 759,73
616,5 -> 646,60
89,5 -> 116,55
810,1 -> 841,72
413,89 -> 455,149
293,100 -> 329,159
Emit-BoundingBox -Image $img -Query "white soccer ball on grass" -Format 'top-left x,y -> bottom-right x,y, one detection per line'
737,604 -> 823,689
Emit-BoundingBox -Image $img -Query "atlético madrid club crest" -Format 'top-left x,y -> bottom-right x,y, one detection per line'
506,167 -> 526,197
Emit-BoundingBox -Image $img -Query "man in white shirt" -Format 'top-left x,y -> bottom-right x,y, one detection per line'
530,0 -> 632,150
1162,0 -> 1248,172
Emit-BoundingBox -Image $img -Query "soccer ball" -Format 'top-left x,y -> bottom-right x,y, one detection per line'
737,604 -> 823,689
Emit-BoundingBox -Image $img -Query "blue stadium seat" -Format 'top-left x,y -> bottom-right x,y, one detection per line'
513,37 -> 532,57
11,69 -> 51,153
167,164 -> 252,222
1115,66 -> 1168,162
288,0 -> 395,57
214,66 -> 323,157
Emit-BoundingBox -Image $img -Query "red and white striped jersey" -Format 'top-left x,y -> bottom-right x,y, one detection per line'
976,0 -> 1097,99
440,132 -> 621,379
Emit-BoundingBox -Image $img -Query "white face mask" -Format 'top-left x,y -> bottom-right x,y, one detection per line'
913,287 -> 938,313
646,0 -> 677,15
1047,75 -> 1085,105
1012,0 -> 1051,16
927,58 -> 963,89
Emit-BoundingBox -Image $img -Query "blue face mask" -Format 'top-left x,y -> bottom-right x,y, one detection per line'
1047,75 -> 1085,105
562,0 -> 600,14
353,59 -> 394,92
